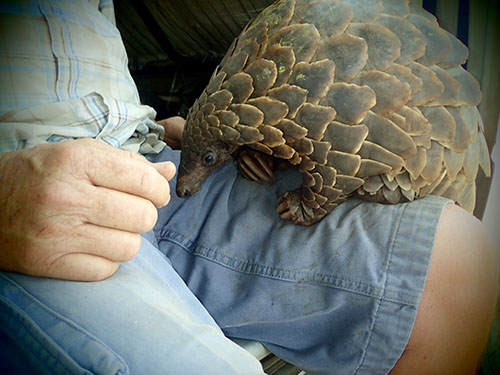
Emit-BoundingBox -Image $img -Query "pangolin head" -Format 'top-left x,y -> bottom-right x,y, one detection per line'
176,111 -> 238,198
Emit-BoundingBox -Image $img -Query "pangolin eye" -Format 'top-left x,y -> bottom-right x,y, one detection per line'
202,150 -> 217,166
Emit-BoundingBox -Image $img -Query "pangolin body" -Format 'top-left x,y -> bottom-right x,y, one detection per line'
176,0 -> 491,225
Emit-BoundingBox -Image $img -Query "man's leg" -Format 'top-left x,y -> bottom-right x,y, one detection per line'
391,203 -> 499,374
0,233 -> 264,374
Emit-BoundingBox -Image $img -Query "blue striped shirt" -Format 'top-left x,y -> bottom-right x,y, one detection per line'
0,0 -> 166,154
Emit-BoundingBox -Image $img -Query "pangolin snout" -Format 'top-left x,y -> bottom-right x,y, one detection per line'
175,173 -> 201,198
176,184 -> 196,198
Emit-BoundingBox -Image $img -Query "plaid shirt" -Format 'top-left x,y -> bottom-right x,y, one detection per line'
0,0 -> 165,154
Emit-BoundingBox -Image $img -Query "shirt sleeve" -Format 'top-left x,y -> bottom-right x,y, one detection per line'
0,0 -> 165,154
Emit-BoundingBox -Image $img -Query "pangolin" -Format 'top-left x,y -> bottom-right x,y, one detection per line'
175,0 -> 491,225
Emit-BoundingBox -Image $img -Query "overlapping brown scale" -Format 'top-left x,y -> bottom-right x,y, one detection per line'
443,147 -> 465,180
457,181 -> 475,212
335,175 -> 365,193
235,38 -> 260,64
460,106 -> 479,140
374,14 -> 425,65
446,66 -> 482,106
381,0 -> 409,16
289,60 -> 336,102
309,140 -> 332,164
408,1 -> 438,24
235,124 -> 264,142
420,140 -> 444,181
314,163 -> 337,185
275,118 -> 308,141
216,110 -> 239,127
299,155 -> 316,172
247,97 -> 288,125
262,45 -> 296,87
407,62 -> 444,106
382,186 -> 402,203
221,51 -> 249,77
463,134 -> 480,183
442,107 -> 471,153
272,143 -> 296,158
238,21 -> 269,54
438,30 -> 469,69
259,0 -> 296,33
220,124 -> 241,142
355,70 -> 411,116
326,150 -> 361,176
300,0 -> 353,37
421,106 -> 456,143
426,66 -> 460,106
269,23 -> 321,63
207,89 -> 233,110
363,111 -> 417,158
324,121 -> 369,154
178,0 -> 490,225
290,137 -> 314,154
321,83 -> 376,124
419,168 -> 447,197
345,0 -> 383,22
245,59 -> 278,97
205,115 -> 219,127
346,23 -> 400,71
259,124 -> 286,147
313,33 -> 368,82
441,171 -> 467,201
357,159 -> 392,177
384,64 -> 423,96
206,70 -> 227,95
268,84 -> 307,118
294,103 -> 336,140
230,103 -> 264,126
221,72 -> 254,103
362,175 -> 384,193
412,133 -> 431,149
478,130 -> 491,177
358,140 -> 404,171
396,106 -> 431,135
407,14 -> 451,66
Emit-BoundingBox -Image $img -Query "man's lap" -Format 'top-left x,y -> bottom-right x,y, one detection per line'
0,145 -> 449,374
153,146 -> 449,374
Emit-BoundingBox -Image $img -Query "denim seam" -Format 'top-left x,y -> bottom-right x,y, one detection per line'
159,228 -> 419,305
0,273 -> 128,374
0,296 -> 79,375
352,203 -> 404,375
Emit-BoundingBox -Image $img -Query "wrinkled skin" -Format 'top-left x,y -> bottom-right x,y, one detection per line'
176,133 -> 237,197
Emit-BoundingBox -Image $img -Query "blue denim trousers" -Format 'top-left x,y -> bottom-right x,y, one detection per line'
0,146 -> 449,374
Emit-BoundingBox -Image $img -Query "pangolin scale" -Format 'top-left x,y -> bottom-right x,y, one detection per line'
176,0 -> 491,225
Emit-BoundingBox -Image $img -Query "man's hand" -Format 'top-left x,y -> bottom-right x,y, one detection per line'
156,116 -> 185,149
0,138 -> 176,281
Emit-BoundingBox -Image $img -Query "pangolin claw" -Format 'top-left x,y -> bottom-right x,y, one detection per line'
237,149 -> 275,183
277,190 -> 322,226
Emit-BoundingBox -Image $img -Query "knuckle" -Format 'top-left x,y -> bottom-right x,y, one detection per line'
139,169 -> 156,195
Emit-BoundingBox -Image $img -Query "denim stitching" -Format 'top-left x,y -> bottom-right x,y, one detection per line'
159,227 -> 420,305
352,203 -> 406,374
0,273 -> 128,374
0,296 -> 79,375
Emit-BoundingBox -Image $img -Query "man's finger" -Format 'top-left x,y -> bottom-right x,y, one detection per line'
80,185 -> 160,233
82,143 -> 172,208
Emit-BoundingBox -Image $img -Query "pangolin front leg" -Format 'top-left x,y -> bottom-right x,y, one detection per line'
276,164 -> 350,225
234,148 -> 275,183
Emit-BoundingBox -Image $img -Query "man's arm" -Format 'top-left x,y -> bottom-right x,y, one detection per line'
0,138 -> 176,281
